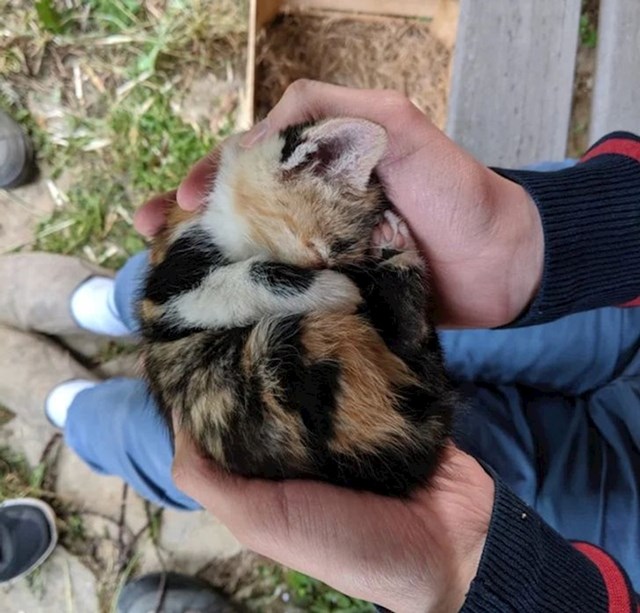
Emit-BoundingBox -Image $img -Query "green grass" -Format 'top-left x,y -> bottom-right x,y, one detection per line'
579,13 -> 598,48
31,88 -> 231,268
3,0 -> 246,266
284,570 -> 375,612
0,445 -> 45,501
255,564 -> 375,612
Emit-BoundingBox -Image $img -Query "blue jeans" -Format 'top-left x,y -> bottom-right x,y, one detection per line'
64,164 -> 640,588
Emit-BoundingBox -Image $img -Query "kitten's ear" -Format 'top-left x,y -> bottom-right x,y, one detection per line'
283,119 -> 388,190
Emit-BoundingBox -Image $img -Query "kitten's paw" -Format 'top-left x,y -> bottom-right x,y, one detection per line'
314,270 -> 362,313
373,212 -> 424,271
372,210 -> 416,255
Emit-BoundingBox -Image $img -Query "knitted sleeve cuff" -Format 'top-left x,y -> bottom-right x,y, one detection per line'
494,132 -> 640,327
461,476 -> 635,612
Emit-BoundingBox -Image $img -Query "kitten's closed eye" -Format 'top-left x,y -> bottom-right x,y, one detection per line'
140,119 -> 456,496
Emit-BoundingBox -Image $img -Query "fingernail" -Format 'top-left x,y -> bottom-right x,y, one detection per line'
239,119 -> 270,148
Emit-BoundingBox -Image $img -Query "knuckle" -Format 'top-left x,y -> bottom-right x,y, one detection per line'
284,78 -> 313,104
380,90 -> 408,109
380,90 -> 421,119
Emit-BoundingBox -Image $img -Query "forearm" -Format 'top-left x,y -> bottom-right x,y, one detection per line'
461,475 -> 637,612
496,132 -> 640,327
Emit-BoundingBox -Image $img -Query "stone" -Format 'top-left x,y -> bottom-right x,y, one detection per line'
0,417 -> 56,468
138,509 -> 241,576
55,446 -> 149,535
0,547 -> 99,613
0,178 -> 55,254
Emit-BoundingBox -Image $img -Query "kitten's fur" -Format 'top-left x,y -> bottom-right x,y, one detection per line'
139,118 -> 456,496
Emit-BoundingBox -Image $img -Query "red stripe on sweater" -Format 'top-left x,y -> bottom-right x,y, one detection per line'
620,297 -> 640,307
573,542 -> 633,612
581,139 -> 640,164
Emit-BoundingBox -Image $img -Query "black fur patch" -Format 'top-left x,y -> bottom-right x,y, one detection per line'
144,230 -> 227,304
280,123 -> 309,164
330,237 -> 355,256
249,261 -> 316,296
266,316 -> 341,450
140,320 -> 206,342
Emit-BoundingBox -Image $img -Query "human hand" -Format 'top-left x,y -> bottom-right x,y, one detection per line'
136,80 -> 544,328
172,427 -> 494,613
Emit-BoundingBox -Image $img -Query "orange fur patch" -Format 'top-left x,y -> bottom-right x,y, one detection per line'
139,298 -> 161,321
301,313 -> 416,455
150,204 -> 198,265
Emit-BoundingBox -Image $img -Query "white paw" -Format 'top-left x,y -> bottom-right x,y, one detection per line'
372,210 -> 415,253
314,270 -> 362,313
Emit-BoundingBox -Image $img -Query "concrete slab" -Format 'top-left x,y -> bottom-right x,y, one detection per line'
0,547 -> 99,613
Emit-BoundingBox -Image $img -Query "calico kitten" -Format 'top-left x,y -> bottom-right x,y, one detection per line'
139,118 -> 456,496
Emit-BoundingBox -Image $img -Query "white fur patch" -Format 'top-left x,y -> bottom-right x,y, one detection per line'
281,140 -> 319,171
167,260 -> 361,330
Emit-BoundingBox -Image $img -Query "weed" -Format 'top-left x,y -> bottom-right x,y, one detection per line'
146,504 -> 163,546
579,13 -> 597,48
0,445 -> 45,500
0,405 -> 15,427
256,563 -> 375,612
34,0 -> 71,35
25,564 -> 45,598
284,570 -> 375,612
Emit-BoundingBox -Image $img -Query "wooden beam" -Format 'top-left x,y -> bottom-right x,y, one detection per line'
590,0 -> 640,142
446,0 -> 582,166
240,0 -> 286,129
285,0 -> 438,19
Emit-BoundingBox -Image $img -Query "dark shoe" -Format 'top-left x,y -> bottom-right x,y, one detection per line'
0,498 -> 57,583
117,572 -> 239,613
0,110 -> 36,189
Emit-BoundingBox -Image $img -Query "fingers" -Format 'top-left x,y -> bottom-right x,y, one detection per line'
171,427 -> 303,559
239,80 -> 431,164
176,149 -> 220,211
133,190 -> 177,237
171,424 -> 371,572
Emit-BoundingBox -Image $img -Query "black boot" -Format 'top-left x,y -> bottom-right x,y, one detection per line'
0,498 -> 57,583
0,110 -> 37,189
117,572 -> 240,613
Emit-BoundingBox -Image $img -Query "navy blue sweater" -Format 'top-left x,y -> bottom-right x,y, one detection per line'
460,133 -> 640,612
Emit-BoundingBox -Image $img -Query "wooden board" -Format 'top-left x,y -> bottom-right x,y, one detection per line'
446,0 -> 582,167
240,0 -> 286,129
285,0 -> 438,19
241,0 -> 444,127
590,0 -> 640,142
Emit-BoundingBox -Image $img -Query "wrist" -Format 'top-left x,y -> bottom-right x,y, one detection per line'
490,173 -> 543,325
430,449 -> 495,612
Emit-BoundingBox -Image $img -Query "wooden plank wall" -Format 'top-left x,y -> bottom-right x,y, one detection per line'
285,0 -> 438,18
590,0 -> 640,142
446,0 -> 582,167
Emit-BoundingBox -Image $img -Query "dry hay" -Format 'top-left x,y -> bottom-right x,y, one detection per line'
255,11 -> 452,128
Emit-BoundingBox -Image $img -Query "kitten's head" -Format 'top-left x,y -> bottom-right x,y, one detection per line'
200,118 -> 389,268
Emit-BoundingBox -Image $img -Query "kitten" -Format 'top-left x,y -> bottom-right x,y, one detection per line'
139,118 -> 456,496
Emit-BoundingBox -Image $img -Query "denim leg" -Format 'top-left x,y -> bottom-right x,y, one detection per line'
113,250 -> 149,333
64,377 -> 199,510
66,252 -> 197,509
440,306 -> 640,395
455,377 -> 640,590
